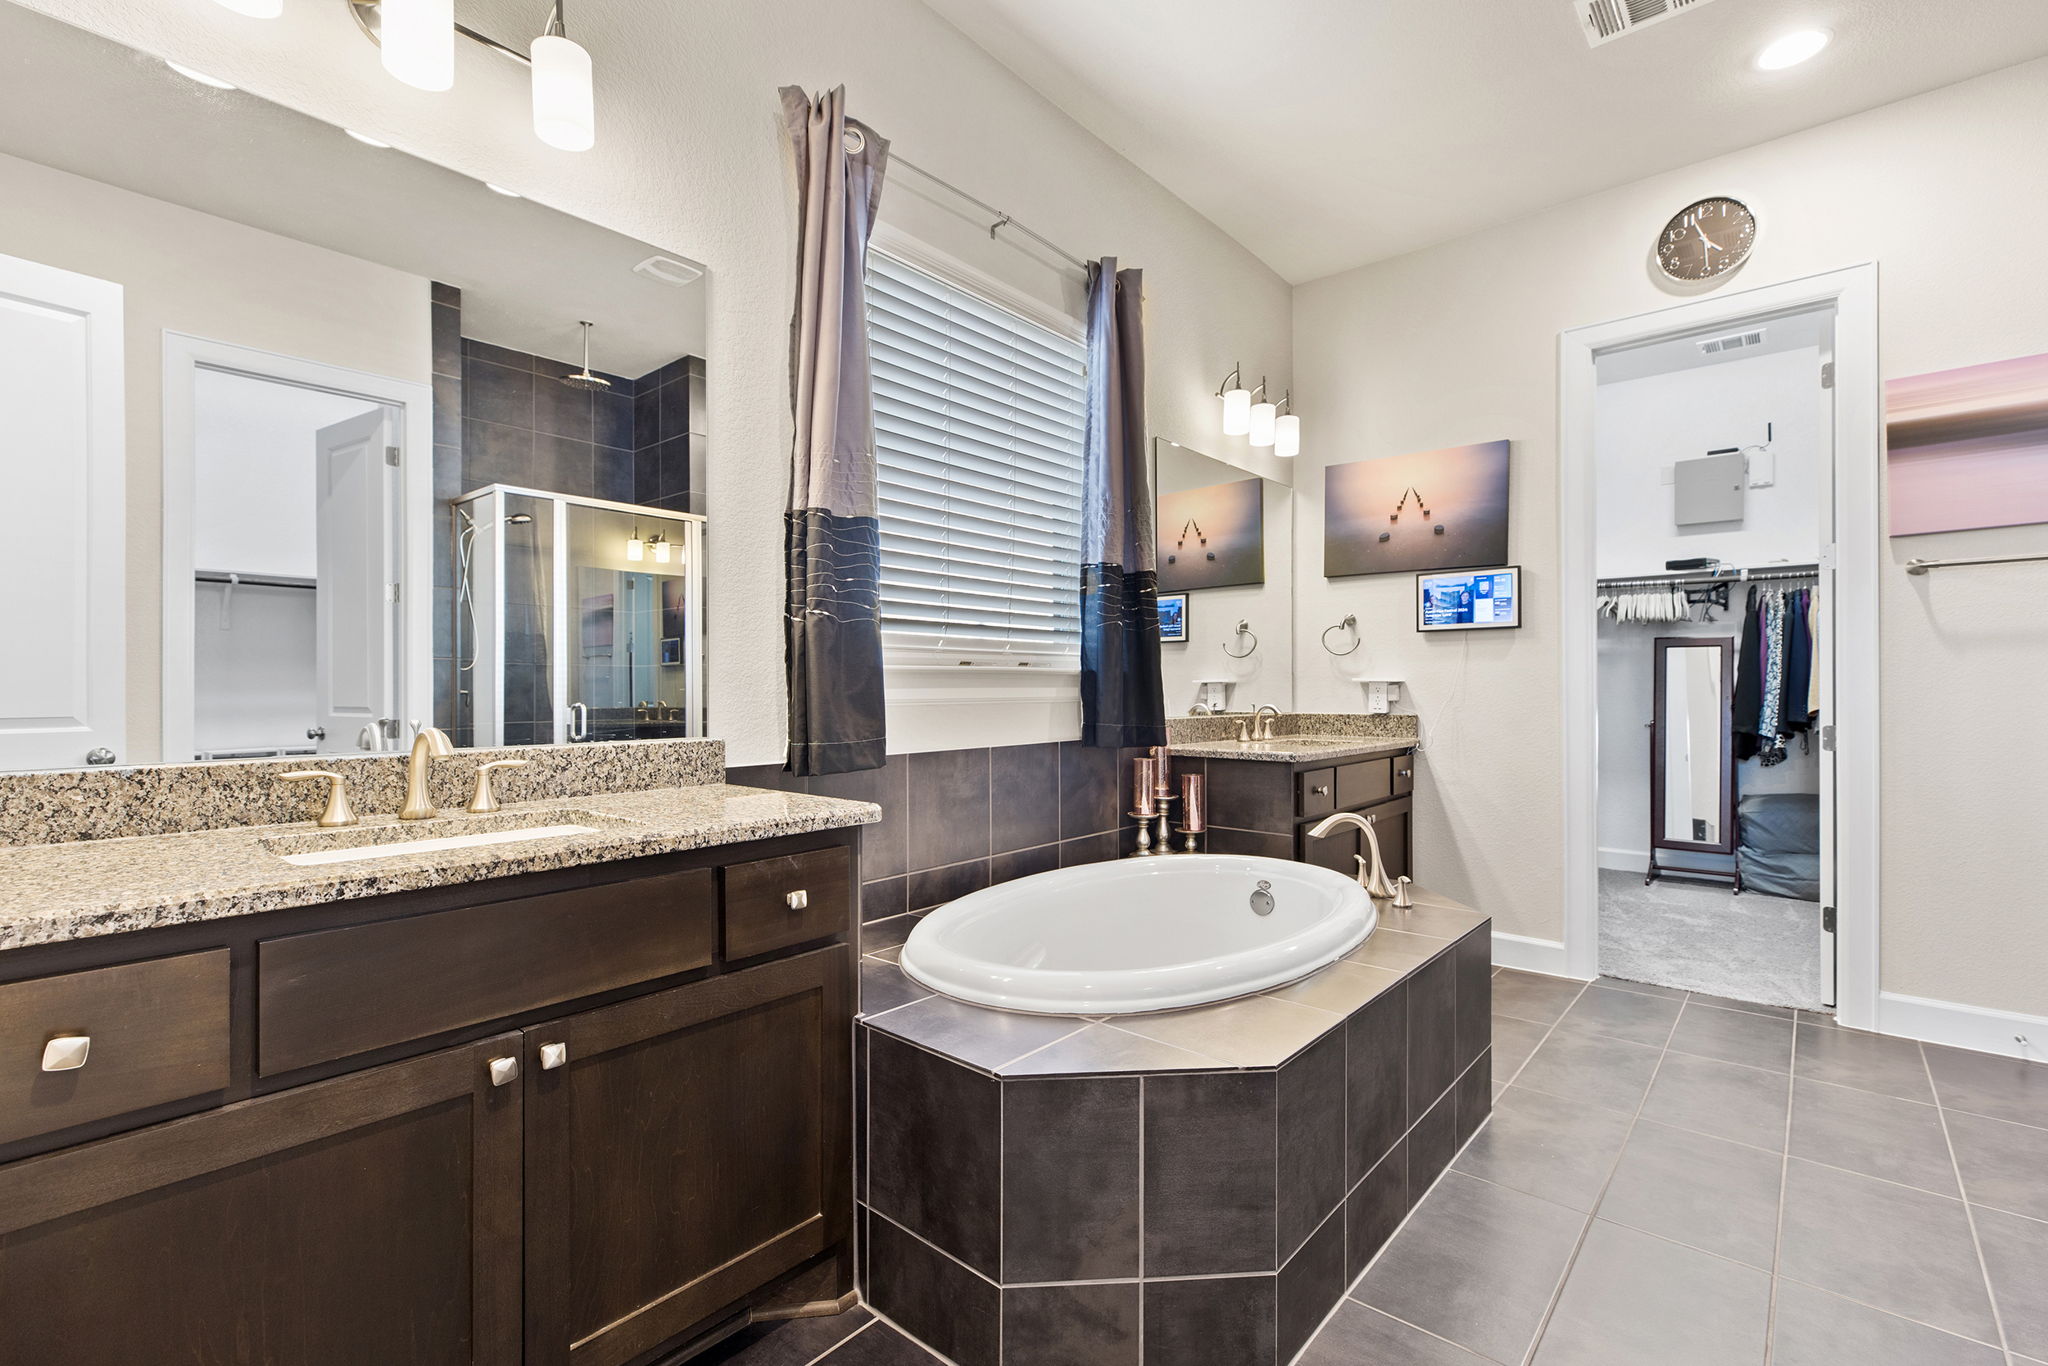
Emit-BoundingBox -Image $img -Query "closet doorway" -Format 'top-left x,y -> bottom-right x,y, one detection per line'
1559,267 -> 1881,1027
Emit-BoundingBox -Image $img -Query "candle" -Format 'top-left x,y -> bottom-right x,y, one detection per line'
1132,757 -> 1158,816
1181,773 -> 1206,832
1151,744 -> 1173,797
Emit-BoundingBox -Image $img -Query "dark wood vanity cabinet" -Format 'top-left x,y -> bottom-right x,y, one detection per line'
1204,750 -> 1417,881
0,828 -> 860,1366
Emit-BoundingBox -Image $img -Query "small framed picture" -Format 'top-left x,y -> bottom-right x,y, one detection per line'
1157,593 -> 1188,643
659,636 -> 683,665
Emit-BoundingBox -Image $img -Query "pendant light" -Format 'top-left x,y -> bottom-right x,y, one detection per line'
212,0 -> 283,17
532,2 -> 596,152
1274,392 -> 1299,459
1248,379 -> 1277,448
1218,363 -> 1251,436
381,0 -> 455,91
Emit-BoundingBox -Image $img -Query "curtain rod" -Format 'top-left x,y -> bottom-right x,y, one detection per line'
1905,552 -> 2048,575
1596,564 -> 1820,590
868,140 -> 1093,276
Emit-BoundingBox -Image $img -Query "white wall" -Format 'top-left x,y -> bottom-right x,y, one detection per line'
18,0 -> 1294,766
1155,443 -> 1294,714
191,581 -> 315,755
1293,57 -> 2048,1018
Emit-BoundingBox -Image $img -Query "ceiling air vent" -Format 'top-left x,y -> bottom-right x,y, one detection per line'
1575,0 -> 1721,48
1698,328 -> 1766,356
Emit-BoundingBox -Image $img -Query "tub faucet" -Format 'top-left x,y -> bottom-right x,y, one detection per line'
400,725 -> 455,820
1306,811 -> 1399,900
1253,704 -> 1281,740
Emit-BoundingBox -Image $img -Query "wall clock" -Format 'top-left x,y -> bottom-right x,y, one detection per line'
1656,197 -> 1757,282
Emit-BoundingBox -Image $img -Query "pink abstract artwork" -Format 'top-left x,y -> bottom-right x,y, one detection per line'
1887,351 -> 2048,536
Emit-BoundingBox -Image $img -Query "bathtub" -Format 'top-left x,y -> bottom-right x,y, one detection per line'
897,855 -> 1375,1015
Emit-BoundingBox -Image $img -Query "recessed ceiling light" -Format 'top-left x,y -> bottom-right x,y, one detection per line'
486,183 -> 523,198
1757,29 -> 1831,71
165,60 -> 237,90
345,129 -> 394,149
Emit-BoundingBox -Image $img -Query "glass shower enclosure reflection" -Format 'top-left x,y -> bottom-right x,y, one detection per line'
455,485 -> 705,746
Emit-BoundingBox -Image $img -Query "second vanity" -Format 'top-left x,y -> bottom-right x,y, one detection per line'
0,739 -> 877,1366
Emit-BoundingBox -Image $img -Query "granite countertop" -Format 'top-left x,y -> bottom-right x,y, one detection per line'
0,784 -> 880,952
1170,734 -> 1419,764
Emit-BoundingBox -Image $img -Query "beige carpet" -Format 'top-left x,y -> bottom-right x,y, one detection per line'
1597,868 -> 1827,1010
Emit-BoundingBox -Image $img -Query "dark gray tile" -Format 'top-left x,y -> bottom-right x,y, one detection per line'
990,843 -> 1059,886
989,743 -> 1060,853
1949,1108 -> 2048,1219
533,433 -> 593,497
1667,1002 -> 1795,1072
867,994 -> 1082,1074
1553,985 -> 1683,1049
864,1216 -> 997,1366
1453,926 -> 1491,1072
1002,1075 -> 1139,1281
633,381 -> 661,448
1454,1051 -> 1490,1149
861,877 -> 907,925
1778,1157 -> 1998,1344
1204,825 -> 1293,859
1595,975 -> 1687,1000
1001,1283 -> 1138,1366
1057,832 -> 1117,866
657,432 -> 693,501
633,444 -> 663,505
999,1024 -> 1224,1076
1924,1044 -> 2048,1129
659,373 -> 692,443
907,859 -> 988,912
1058,741 -> 1120,838
1491,1013 -> 1551,1082
1346,982 -> 1407,1183
860,960 -> 930,1016
867,1032 -> 1001,1275
1299,1302 -> 1493,1366
1516,1030 -> 1663,1116
816,1322 -> 943,1365
696,1309 -> 873,1365
811,758 -> 908,881
1597,1119 -> 1783,1268
463,336 -> 531,369
1789,1078 -> 1957,1195
463,355 -> 532,428
1279,1028 -> 1347,1261
1408,951 -> 1460,1120
1686,991 -> 1794,1019
1279,1208 -> 1346,1365
1794,1025 -> 1933,1103
1531,1219 -> 1770,1366
1489,969 -> 1586,1025
726,763 -> 804,792
907,749 -> 991,871
1144,1069 -> 1279,1275
1639,1051 -> 1789,1150
533,370 -> 592,440
1453,1083 -> 1633,1212
1974,1203 -> 2048,1361
1142,1274 -> 1274,1366
1344,1140 -> 1406,1282
433,370 -> 462,446
1769,1280 -> 2005,1366
1408,1087 -> 1459,1196
860,914 -> 916,958
592,445 -> 634,502
1356,1171 -> 1586,1366
462,417 -> 534,487
593,388 -> 634,449
431,301 -> 462,375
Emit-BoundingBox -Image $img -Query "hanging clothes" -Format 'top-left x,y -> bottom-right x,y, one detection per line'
1757,589 -> 1789,766
1733,585 -> 1765,759
1805,590 -> 1821,719
1783,588 -> 1813,734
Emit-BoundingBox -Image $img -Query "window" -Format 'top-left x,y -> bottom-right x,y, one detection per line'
866,250 -> 1087,665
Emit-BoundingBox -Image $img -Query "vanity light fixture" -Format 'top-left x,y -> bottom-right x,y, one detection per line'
1274,392 -> 1300,459
1218,363 -> 1251,436
1756,29 -> 1830,70
211,0 -> 283,17
626,534 -> 645,562
1248,379 -> 1277,448
165,60 -> 237,90
345,0 -> 598,151
381,0 -> 455,91
345,128 -> 394,148
531,4 -> 596,152
648,534 -> 672,565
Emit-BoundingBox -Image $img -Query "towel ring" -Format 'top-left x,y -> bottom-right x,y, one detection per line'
1322,614 -> 1362,657
1222,620 -> 1258,660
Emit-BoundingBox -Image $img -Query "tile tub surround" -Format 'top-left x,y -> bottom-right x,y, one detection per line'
0,780 -> 878,951
854,896 -> 1492,1366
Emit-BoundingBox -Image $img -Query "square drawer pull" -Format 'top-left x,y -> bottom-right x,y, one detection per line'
785,890 -> 809,911
41,1035 -> 91,1072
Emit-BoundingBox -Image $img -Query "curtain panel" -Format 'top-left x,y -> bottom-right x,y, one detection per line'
779,85 -> 889,776
1079,257 -> 1166,749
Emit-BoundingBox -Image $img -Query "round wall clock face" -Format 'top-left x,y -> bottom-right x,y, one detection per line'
1656,197 -> 1757,282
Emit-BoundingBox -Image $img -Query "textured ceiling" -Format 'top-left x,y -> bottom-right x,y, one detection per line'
920,0 -> 2048,283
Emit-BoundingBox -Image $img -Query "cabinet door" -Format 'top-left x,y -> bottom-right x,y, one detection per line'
0,1035 -> 522,1366
1367,797 -> 1413,882
523,946 -> 852,1366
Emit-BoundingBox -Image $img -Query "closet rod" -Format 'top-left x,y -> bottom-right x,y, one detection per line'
195,570 -> 316,591
1596,564 -> 1820,591
1905,553 -> 2048,576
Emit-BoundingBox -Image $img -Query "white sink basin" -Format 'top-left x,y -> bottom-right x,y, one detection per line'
261,810 -> 626,866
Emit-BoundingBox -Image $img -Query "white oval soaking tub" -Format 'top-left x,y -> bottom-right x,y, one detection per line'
897,855 -> 1375,1015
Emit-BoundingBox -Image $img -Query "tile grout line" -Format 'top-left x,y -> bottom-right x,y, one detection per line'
804,1316 -> 880,1366
1760,1026 -> 1798,1366
1920,1041 -> 2016,1364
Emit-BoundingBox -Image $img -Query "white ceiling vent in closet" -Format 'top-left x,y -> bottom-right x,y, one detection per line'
1697,328 -> 1766,356
1573,0 -> 1722,48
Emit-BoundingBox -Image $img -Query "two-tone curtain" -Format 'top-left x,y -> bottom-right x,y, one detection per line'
779,85 -> 889,776
1078,257 -> 1166,748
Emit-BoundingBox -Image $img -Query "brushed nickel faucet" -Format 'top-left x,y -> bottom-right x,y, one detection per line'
1253,704 -> 1281,741
1307,810 -> 1398,900
280,770 -> 357,827
400,726 -> 455,820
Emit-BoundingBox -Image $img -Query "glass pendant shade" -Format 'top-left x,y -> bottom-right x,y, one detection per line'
1221,386 -> 1251,436
381,0 -> 454,91
1274,413 -> 1300,459
211,0 -> 282,17
1249,399 -> 1277,448
532,34 -> 596,151
626,537 -> 644,562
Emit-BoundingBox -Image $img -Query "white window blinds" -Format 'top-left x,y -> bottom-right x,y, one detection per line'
867,250 -> 1087,663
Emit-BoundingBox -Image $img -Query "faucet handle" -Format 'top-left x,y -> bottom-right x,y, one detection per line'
281,770 -> 357,828
469,758 -> 529,814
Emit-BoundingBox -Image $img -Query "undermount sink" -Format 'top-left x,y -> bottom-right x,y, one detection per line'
260,809 -> 635,867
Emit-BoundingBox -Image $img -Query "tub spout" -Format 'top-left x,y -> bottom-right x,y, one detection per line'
1306,811 -> 1399,900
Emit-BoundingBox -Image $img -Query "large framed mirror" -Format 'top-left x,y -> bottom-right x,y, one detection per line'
0,4 -> 707,772
1648,635 -> 1738,887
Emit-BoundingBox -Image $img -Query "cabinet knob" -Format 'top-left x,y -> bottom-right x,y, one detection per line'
488,1055 -> 520,1087
1310,785 -> 1330,797
785,889 -> 809,911
539,1042 -> 569,1071
41,1035 -> 91,1072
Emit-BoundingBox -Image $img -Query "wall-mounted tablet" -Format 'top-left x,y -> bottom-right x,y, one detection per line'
1417,566 -> 1521,631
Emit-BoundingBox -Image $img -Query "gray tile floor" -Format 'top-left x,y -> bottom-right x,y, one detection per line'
713,970 -> 2048,1366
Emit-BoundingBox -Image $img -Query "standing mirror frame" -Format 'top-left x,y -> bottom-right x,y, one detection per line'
1648,635 -> 1738,887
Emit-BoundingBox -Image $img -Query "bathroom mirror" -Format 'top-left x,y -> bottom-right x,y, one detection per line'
0,4 -> 708,772
1152,438 -> 1294,714
1650,636 -> 1736,864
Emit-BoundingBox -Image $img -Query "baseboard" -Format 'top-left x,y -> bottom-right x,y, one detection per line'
1876,991 -> 2048,1062
1492,931 -> 1579,979
1597,846 -> 1646,872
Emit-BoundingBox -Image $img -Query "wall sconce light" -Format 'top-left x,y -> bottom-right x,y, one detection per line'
1217,363 -> 1251,437
347,0 -> 597,151
626,533 -> 645,561
1274,392 -> 1300,459
1248,378 -> 1277,448
648,534 -> 672,564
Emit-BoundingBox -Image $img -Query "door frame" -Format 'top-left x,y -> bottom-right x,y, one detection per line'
161,333 -> 432,763
1558,264 -> 1881,1030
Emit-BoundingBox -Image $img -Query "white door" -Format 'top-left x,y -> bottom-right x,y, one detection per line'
0,253 -> 125,770
313,408 -> 398,754
1815,321 -> 1840,1006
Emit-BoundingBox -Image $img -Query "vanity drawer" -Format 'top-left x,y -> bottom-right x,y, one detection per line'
1392,753 -> 1416,796
257,869 -> 715,1076
1297,768 -> 1337,818
722,846 -> 853,961
0,950 -> 230,1145
1336,758 -> 1393,809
